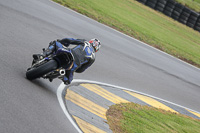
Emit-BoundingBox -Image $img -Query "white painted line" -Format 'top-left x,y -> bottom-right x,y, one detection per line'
57,79 -> 200,133
57,82 -> 83,133
73,79 -> 200,115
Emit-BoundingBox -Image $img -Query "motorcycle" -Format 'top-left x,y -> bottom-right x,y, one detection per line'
26,48 -> 74,83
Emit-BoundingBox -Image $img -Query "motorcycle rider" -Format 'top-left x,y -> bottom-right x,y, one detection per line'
33,38 -> 101,84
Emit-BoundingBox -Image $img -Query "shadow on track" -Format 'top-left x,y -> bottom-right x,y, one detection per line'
25,77 -> 59,94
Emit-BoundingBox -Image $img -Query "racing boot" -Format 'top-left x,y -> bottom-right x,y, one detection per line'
32,49 -> 50,65
32,41 -> 56,64
41,41 -> 56,57
32,43 -> 55,60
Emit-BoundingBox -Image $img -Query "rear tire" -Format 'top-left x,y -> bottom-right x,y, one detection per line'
26,60 -> 58,80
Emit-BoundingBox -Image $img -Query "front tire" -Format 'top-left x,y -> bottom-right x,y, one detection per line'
26,60 -> 58,80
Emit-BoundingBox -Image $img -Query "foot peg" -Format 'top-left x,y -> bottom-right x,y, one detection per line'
33,54 -> 43,60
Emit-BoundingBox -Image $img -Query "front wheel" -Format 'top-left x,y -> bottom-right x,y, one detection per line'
26,60 -> 58,80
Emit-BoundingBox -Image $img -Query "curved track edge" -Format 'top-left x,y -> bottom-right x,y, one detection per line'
57,79 -> 200,133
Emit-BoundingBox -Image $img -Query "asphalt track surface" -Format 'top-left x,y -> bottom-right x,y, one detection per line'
0,0 -> 200,133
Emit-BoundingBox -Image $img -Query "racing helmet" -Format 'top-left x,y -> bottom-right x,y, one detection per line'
89,38 -> 101,52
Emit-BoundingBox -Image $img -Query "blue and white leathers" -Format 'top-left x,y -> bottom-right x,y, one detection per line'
53,38 -> 96,84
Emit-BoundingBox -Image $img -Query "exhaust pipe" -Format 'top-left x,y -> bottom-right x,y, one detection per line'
59,69 -> 66,76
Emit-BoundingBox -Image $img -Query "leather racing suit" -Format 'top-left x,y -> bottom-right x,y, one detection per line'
47,38 -> 95,84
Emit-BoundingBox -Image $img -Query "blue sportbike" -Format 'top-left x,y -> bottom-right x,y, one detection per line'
26,48 -> 74,82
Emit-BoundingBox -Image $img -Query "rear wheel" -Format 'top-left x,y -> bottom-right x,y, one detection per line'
26,60 -> 58,80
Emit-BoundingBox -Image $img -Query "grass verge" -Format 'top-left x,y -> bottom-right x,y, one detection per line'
175,0 -> 200,12
106,103 -> 200,133
53,0 -> 200,68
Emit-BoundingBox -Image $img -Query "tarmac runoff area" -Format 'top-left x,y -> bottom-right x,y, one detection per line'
57,79 -> 200,133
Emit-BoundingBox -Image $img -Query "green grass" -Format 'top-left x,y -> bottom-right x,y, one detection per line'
106,103 -> 200,133
175,0 -> 200,12
53,0 -> 200,68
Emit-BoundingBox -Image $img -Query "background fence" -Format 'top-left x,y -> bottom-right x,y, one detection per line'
137,0 -> 200,32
